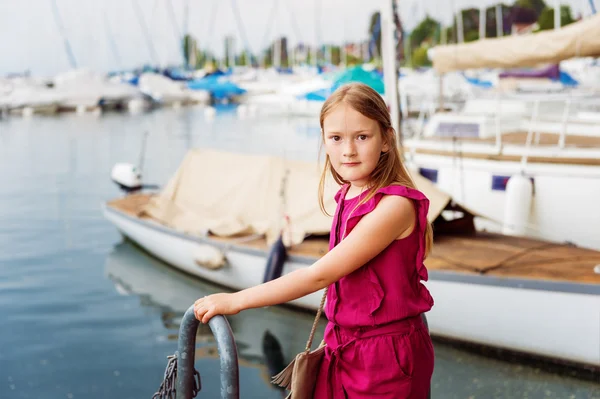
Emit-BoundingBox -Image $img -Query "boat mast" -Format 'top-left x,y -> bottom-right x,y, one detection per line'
230,0 -> 258,67
479,6 -> 486,40
272,1 -> 281,69
182,0 -> 192,68
282,0 -> 303,68
495,5 -> 503,37
554,0 -> 561,30
204,0 -> 219,68
165,0 -> 185,66
259,0 -> 278,68
381,0 -> 401,142
132,0 -> 159,65
341,8 -> 347,68
103,8 -> 122,70
312,0 -> 319,68
50,0 -> 77,69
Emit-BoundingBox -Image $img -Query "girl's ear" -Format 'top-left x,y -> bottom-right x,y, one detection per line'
381,128 -> 392,153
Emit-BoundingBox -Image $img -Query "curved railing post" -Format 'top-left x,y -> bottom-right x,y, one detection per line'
177,306 -> 239,399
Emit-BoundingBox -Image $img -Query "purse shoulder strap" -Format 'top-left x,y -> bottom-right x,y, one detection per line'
304,287 -> 328,352
304,185 -> 350,352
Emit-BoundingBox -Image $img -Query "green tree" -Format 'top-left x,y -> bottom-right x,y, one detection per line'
459,8 -> 481,40
465,30 -> 479,42
183,34 -> 197,67
412,45 -> 431,67
455,7 -> 505,41
238,51 -> 248,66
538,5 -> 575,30
346,54 -> 363,66
515,0 -> 547,16
201,51 -> 214,68
477,4 -> 513,38
410,16 -> 439,49
331,46 -> 341,65
262,48 -> 273,68
443,26 -> 454,44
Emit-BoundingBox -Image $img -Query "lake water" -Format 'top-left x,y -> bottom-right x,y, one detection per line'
0,106 -> 598,398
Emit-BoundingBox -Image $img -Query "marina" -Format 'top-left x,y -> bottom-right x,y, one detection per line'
1,0 -> 600,397
1,106 -> 598,398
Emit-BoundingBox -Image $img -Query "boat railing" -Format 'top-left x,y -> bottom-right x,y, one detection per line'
520,93 -> 599,167
153,307 -> 239,399
156,306 -> 432,398
411,92 -> 600,162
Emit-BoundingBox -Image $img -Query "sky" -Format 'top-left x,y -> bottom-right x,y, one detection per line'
0,0 -> 597,76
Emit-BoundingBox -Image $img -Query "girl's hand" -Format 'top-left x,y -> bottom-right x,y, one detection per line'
193,293 -> 241,324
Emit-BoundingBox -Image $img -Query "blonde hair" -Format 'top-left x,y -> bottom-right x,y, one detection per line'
317,83 -> 433,257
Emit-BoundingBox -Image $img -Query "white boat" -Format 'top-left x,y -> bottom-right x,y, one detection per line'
138,73 -> 209,107
53,68 -> 141,112
0,77 -> 62,115
406,14 -> 600,251
240,75 -> 332,118
405,134 -> 600,250
104,199 -> 325,311
103,150 -> 600,369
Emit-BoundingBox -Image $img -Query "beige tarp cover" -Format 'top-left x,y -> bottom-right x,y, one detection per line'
432,14 -> 600,73
142,149 -> 451,245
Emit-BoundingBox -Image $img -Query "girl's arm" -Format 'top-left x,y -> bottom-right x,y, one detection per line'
194,195 -> 416,323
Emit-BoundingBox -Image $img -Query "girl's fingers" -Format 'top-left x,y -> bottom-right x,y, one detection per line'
194,304 -> 205,321
202,309 -> 214,324
193,297 -> 215,323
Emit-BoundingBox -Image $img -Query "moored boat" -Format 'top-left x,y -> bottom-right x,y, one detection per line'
103,149 -> 600,369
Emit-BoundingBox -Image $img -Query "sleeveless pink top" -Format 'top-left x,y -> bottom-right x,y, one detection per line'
324,184 -> 434,328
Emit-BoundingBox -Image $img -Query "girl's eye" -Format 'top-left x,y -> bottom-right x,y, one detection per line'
358,135 -> 368,141
331,136 -> 341,142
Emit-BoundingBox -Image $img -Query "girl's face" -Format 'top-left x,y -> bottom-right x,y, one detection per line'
322,103 -> 389,188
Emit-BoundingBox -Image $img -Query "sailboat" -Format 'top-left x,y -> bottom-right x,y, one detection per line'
408,14 -> 600,250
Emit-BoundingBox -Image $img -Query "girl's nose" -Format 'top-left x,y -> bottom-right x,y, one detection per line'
343,141 -> 357,157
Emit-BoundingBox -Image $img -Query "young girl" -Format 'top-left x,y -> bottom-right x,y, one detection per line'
194,82 -> 435,398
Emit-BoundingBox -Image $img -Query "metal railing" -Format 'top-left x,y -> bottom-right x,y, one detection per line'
153,307 -> 239,399
167,306 -> 432,399
177,308 -> 239,399
412,92 -> 600,161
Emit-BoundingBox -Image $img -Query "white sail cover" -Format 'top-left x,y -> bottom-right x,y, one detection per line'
431,14 -> 600,73
142,149 -> 451,245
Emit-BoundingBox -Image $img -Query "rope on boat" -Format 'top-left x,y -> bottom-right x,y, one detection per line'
431,242 -> 581,275
152,352 -> 201,399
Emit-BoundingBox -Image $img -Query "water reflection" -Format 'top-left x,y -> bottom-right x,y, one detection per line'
104,239 -> 326,395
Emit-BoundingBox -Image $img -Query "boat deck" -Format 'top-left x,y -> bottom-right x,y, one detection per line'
107,194 -> 600,286
408,132 -> 600,166
418,131 -> 600,148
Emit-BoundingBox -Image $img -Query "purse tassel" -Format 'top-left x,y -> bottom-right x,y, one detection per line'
271,357 -> 296,390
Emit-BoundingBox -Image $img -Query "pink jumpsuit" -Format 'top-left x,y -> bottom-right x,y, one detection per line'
313,184 -> 435,398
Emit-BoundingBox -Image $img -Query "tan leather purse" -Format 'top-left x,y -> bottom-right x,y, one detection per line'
271,287 -> 328,398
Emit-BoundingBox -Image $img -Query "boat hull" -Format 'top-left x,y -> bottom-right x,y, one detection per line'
103,205 -> 324,311
407,151 -> 600,250
103,204 -> 600,368
425,275 -> 599,368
